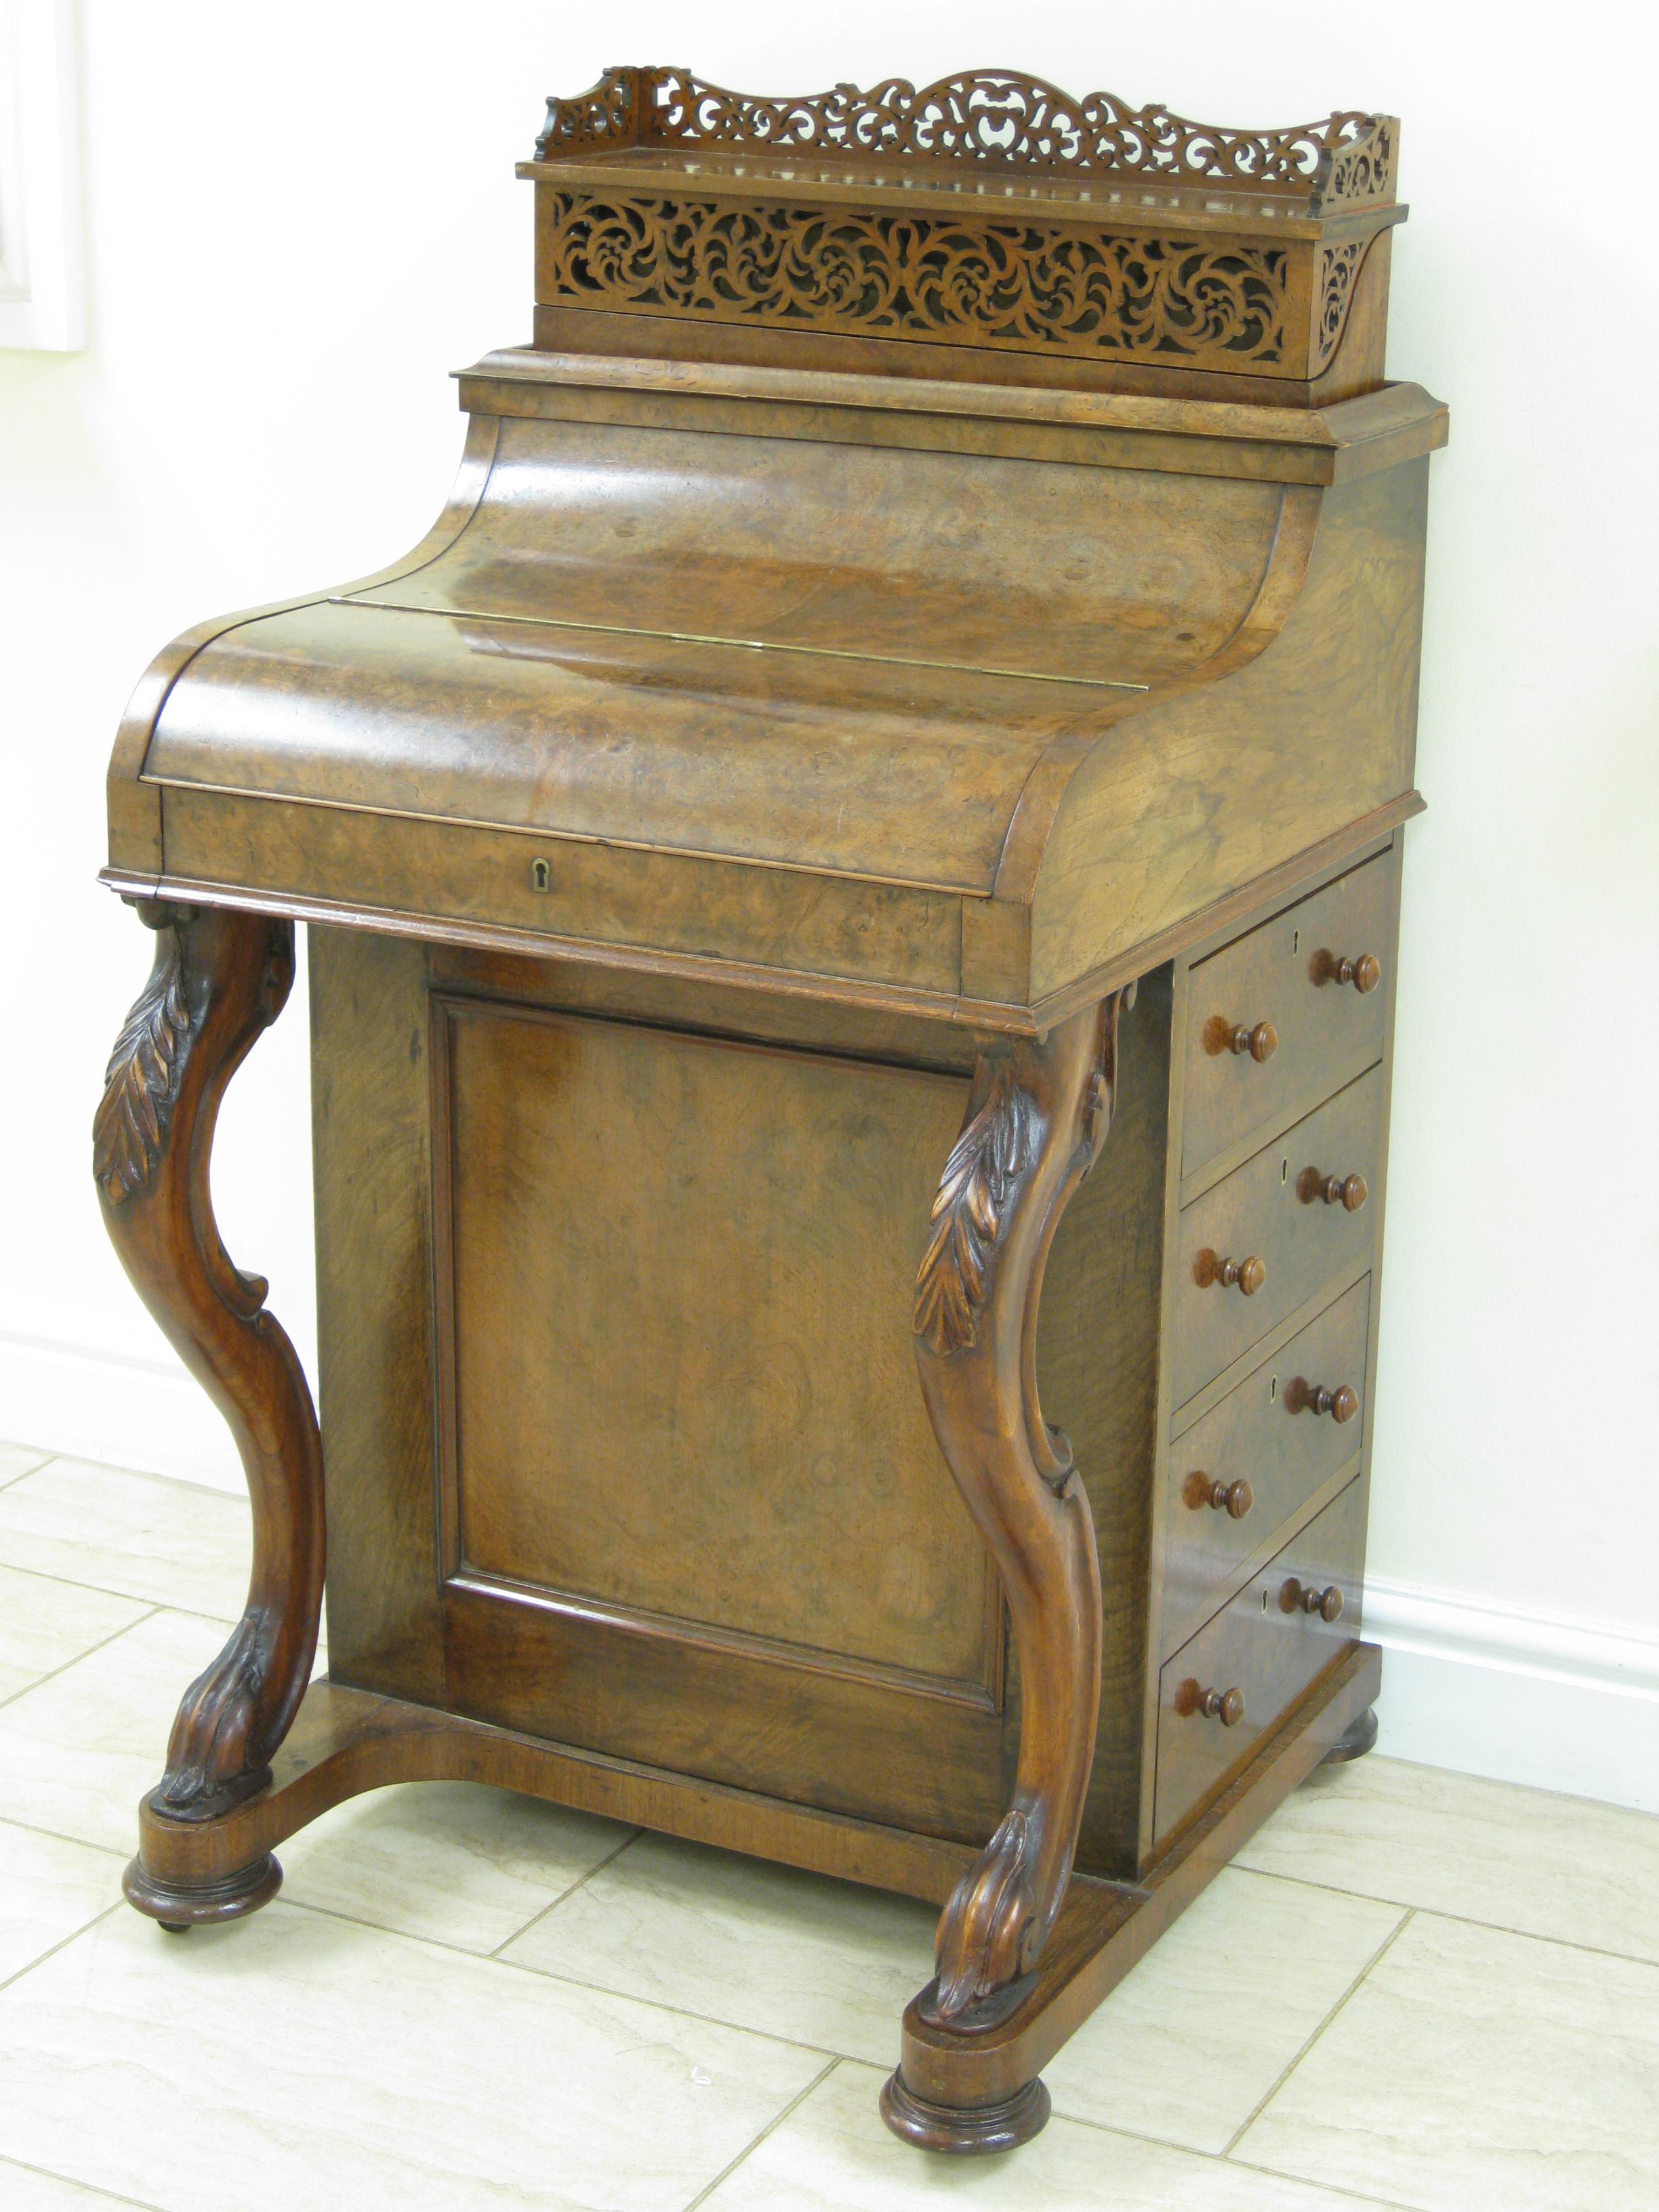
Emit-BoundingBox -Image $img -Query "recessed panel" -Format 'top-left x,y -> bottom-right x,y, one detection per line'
441,1001 -> 994,1690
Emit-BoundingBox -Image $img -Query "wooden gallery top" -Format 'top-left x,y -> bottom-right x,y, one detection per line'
95,67 -> 1447,2158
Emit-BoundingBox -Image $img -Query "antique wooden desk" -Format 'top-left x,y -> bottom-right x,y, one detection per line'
94,68 -> 1445,2154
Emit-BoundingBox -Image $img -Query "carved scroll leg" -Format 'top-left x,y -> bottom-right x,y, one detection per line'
883,994 -> 1126,2154
94,901 -> 325,1927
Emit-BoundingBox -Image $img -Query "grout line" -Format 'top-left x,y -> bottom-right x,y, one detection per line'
274,1894 -> 852,2064
0,2152 -> 166,2211
1233,1860 -> 1659,1975
0,1452 -> 54,1490
0,1549 -> 242,1630
0,1446 -> 248,1504
1225,2152 -> 1425,2212
0,1603 -> 164,1712
1052,2109 -> 1421,2212
0,1812 -> 129,1862
680,2056 -> 842,2211
1220,1908 -> 1417,2159
0,1896 -> 127,1999
487,1825 -> 644,1958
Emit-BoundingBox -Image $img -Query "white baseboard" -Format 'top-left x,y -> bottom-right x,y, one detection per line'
5,1335 -> 1656,1813
1366,1577 -> 1659,1815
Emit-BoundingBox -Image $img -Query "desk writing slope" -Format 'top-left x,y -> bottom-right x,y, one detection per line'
95,65 -> 1443,2157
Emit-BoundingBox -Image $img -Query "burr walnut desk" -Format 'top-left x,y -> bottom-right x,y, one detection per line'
94,68 -> 1446,2154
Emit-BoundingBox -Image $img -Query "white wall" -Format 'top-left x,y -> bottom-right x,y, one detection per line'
3,2 -> 1656,1808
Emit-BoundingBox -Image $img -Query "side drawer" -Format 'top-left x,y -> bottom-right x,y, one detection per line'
1172,1067 -> 1382,1410
1182,852 -> 1396,1175
1162,1277 -> 1371,1656
1155,1476 -> 1366,1845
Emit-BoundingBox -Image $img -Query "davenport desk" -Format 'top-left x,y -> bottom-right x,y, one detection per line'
94,68 -> 1446,2154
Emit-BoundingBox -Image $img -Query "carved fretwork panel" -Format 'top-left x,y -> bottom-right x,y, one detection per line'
539,190 -> 1294,368
535,68 -> 1397,212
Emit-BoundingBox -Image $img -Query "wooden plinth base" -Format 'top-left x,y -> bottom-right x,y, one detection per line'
125,1642 -> 1380,2152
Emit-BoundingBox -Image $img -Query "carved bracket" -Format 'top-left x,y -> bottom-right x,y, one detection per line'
909,990 -> 1128,2029
95,904 -> 325,1829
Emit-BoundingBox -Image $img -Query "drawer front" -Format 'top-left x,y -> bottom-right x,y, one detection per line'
1172,1068 -> 1382,1409
1155,1476 -> 1366,1844
1182,854 -> 1395,1174
1163,1277 -> 1371,1655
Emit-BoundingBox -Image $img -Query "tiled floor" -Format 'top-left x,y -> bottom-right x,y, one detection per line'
1,1447 -> 1655,2211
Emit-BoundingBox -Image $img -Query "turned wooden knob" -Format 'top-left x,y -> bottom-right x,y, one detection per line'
1186,1473 -> 1254,1519
1211,1253 -> 1266,1296
1282,1578 -> 1345,1622
1301,1168 -> 1368,1211
1228,1020 -> 1278,1062
1317,951 -> 1382,993
1177,1680 -> 1246,1725
1300,1380 -> 1359,1423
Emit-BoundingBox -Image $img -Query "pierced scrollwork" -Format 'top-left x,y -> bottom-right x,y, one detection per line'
1313,238 -> 1367,369
535,68 -> 1396,209
541,190 -> 1290,365
914,1058 -> 1038,1358
94,918 -> 193,1205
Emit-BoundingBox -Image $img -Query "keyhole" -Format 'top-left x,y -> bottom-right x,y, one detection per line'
1293,928 -> 1300,954
1270,1374 -> 1278,1401
531,858 -> 552,893
1281,1157 -> 1289,1184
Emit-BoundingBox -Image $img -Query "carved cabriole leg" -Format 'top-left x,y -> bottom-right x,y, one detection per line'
883,991 -> 1128,2154
94,900 -> 325,1927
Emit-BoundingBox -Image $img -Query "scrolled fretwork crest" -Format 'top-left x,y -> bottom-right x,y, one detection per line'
93,912 -> 194,1206
914,1058 -> 1039,1357
536,68 -> 1397,209
541,190 -> 1290,367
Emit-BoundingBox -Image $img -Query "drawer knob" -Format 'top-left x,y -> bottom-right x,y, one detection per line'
1229,1020 -> 1278,1062
1288,1378 -> 1359,1423
1315,950 -> 1382,994
1282,1578 -> 1346,1622
1176,1679 -> 1246,1726
1186,1473 -> 1254,1519
1300,1168 -> 1369,1212
1197,1250 -> 1267,1296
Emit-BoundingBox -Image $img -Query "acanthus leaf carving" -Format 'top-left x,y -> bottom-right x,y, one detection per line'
914,1057 -> 1038,1357
93,920 -> 193,1206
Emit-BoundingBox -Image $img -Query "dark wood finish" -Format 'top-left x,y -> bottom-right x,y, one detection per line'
91,66 -> 1441,2159
94,902 -> 324,1914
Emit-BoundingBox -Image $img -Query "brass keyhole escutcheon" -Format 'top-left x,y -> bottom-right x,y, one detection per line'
530,857 -> 552,893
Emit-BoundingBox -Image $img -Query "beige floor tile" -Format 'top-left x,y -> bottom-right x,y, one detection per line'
278,1780 -> 634,1953
0,1565 -> 152,1706
0,1901 -> 825,2212
1044,1867 -> 1404,2152
1238,1752 -> 1659,1964
0,2160 -> 157,2209
0,1444 -> 53,1489
502,1831 -> 937,2060
0,1460 -> 250,1619
1235,1910 -> 1659,2211
0,1609 -> 230,1852
0,1819 -> 125,1986
702,2058 -> 1412,2211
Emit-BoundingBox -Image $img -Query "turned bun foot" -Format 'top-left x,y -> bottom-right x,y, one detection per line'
1321,1705 -> 1380,1765
123,1849 -> 283,1927
880,2070 -> 1050,2155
